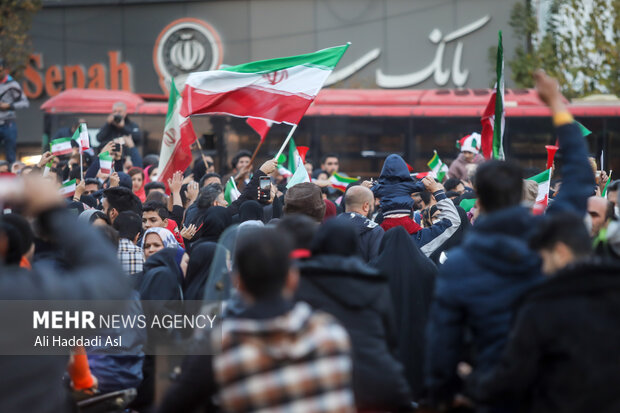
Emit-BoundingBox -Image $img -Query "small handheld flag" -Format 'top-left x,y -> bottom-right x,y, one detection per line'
59,179 -> 77,197
427,151 -> 449,182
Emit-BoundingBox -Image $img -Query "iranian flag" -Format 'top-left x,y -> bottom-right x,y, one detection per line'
427,150 -> 449,182
481,31 -> 505,160
59,179 -> 77,197
288,138 -> 300,174
224,176 -> 241,204
157,80 -> 197,191
181,44 -> 349,125
71,123 -> 90,151
50,137 -> 73,156
527,168 -> 551,215
276,137 -> 303,178
286,155 -> 311,189
99,151 -> 113,174
413,172 -> 431,179
330,173 -> 358,192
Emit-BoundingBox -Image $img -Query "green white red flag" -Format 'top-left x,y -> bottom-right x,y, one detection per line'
330,173 -> 357,192
527,168 -> 551,215
59,179 -> 77,197
181,44 -> 349,125
427,150 -> 449,182
481,31 -> 505,160
224,176 -> 241,204
71,123 -> 90,151
157,80 -> 197,191
99,151 -> 113,174
286,155 -> 310,189
50,137 -> 73,156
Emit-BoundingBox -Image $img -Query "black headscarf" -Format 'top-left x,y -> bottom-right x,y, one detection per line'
1,213 -> 34,265
311,218 -> 359,257
196,206 -> 232,243
372,226 -> 437,398
183,242 -> 218,301
239,200 -> 264,223
138,247 -> 185,300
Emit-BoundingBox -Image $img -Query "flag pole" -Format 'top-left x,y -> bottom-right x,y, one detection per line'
193,136 -> 210,170
249,139 -> 264,166
79,147 -> 84,182
275,124 -> 298,160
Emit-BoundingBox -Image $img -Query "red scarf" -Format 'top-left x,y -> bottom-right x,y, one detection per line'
380,216 -> 422,234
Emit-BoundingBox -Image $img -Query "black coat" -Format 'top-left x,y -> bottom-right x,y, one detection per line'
296,255 -> 413,411
336,212 -> 384,262
469,258 -> 620,413
373,227 -> 437,398
183,242 -> 218,301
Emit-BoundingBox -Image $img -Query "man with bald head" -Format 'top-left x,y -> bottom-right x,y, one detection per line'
587,195 -> 614,238
336,185 -> 384,262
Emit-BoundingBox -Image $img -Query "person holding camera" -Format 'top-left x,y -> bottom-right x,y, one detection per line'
96,101 -> 142,148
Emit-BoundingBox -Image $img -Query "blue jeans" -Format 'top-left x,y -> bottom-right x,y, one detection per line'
0,120 -> 17,163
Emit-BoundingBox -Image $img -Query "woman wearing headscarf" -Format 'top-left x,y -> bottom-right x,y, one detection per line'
183,242 -> 218,301
296,219 -> 413,412
133,246 -> 188,411
372,226 -> 437,398
238,200 -> 264,223
193,206 -> 232,244
141,227 -> 179,260
128,167 -> 146,202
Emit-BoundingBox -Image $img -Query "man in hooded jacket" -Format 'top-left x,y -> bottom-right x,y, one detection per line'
425,71 -> 595,410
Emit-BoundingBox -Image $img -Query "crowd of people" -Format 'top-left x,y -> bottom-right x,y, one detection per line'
1,70 -> 620,413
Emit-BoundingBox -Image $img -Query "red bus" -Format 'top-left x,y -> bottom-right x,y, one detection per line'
41,88 -> 620,176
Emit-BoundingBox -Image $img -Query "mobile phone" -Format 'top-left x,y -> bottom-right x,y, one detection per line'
113,114 -> 123,123
113,143 -> 121,152
259,176 -> 271,201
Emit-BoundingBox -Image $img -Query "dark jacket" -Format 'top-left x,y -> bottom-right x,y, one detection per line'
336,212 -> 384,262
371,154 -> 425,214
469,259 -> 620,413
0,209 -> 130,413
96,115 -> 142,147
297,255 -> 413,411
425,122 -> 595,406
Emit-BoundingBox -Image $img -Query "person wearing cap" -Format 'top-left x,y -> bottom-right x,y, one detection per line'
283,182 -> 326,223
447,132 -> 485,181
0,57 -> 29,164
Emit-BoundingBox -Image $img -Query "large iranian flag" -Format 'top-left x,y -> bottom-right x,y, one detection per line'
157,80 -> 197,190
527,168 -> 551,215
481,31 -> 505,160
181,44 -> 349,125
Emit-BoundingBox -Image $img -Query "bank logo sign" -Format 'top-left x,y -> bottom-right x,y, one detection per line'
153,18 -> 223,93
